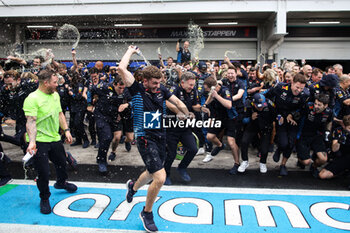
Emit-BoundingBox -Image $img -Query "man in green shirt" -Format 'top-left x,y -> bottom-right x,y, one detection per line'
23,69 -> 77,215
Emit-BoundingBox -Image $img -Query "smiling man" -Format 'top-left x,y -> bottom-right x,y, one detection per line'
118,45 -> 190,233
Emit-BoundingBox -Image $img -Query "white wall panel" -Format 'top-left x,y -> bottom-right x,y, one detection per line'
279,40 -> 350,60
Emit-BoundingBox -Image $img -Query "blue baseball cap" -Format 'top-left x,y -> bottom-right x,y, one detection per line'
253,93 -> 267,108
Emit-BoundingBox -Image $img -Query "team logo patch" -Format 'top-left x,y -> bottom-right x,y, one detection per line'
282,86 -> 288,90
144,110 -> 162,129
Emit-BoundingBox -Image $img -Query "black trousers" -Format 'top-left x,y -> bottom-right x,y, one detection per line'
34,141 -> 68,200
71,110 -> 88,142
15,122 -> 27,154
86,111 -> 96,142
95,117 -> 114,163
276,123 -> 298,159
164,130 -> 198,177
0,142 -> 10,178
241,124 -> 271,164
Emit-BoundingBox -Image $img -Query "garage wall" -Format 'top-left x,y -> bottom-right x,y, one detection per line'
25,40 -> 257,61
279,39 -> 350,60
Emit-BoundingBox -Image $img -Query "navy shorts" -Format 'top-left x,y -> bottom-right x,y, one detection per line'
297,135 -> 326,161
116,118 -> 133,133
137,136 -> 166,174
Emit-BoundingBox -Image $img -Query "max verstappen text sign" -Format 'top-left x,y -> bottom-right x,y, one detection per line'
0,182 -> 350,233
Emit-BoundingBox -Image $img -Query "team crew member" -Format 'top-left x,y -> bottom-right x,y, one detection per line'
176,39 -> 191,64
246,67 -> 263,100
319,115 -> 350,182
82,67 -> 100,146
334,75 -> 350,118
297,94 -> 333,177
57,73 -> 70,115
265,73 -> 309,176
221,66 -> 245,174
239,93 -> 276,173
23,69 -> 77,215
164,72 -> 200,185
107,76 -> 133,161
90,77 -> 127,173
120,45 -> 190,233
2,70 -> 38,153
68,72 -> 90,148
202,77 -> 234,165
309,74 -> 338,109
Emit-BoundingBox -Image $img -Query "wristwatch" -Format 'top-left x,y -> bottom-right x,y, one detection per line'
64,128 -> 70,132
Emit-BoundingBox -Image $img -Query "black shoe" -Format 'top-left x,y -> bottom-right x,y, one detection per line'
140,207 -> 158,233
0,176 -> 12,186
126,179 -> 137,203
279,165 -> 288,176
94,143 -> 100,148
0,152 -> 11,164
120,135 -> 126,144
273,149 -> 281,163
40,199 -> 51,214
211,143 -> 226,156
205,142 -> 213,153
229,163 -> 240,175
82,140 -> 90,148
66,152 -> 78,170
71,141 -> 82,147
98,162 -> 108,174
310,164 -> 319,178
54,182 -> 78,193
177,167 -> 191,182
297,160 -> 305,169
125,142 -> 131,152
90,139 -> 96,146
108,152 -> 116,161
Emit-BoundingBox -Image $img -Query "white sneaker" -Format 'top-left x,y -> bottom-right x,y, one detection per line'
202,153 -> 213,163
260,163 -> 267,173
238,161 -> 249,172
196,147 -> 205,155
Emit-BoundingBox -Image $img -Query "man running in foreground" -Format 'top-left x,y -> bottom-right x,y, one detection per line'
118,45 -> 190,232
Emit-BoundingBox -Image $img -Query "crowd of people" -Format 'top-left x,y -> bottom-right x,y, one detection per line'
0,40 -> 350,230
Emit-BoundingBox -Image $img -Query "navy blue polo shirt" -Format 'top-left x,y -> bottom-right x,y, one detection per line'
128,80 -> 173,139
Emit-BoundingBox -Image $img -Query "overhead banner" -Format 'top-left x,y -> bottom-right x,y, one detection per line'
25,26 -> 257,40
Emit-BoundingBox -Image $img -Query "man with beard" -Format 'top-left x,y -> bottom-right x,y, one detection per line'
297,94 -> 333,177
120,45 -> 190,233
265,73 -> 309,176
23,69 -> 77,214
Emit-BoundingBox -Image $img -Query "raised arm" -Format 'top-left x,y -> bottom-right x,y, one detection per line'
71,49 -> 78,73
118,46 -> 137,87
7,56 -> 27,65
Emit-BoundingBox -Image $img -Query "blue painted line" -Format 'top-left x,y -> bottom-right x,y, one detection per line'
0,183 -> 349,233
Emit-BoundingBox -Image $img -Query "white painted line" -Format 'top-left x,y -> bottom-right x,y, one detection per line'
11,179 -> 350,197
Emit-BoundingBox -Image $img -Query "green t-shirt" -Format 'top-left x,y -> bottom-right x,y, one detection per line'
23,89 -> 62,142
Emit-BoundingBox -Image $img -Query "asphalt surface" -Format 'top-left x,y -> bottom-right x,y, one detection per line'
6,161 -> 350,190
